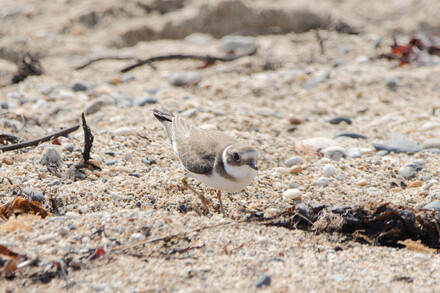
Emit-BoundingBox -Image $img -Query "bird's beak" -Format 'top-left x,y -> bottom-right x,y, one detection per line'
248,160 -> 259,171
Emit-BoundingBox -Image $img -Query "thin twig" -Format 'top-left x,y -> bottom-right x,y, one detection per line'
120,49 -> 257,73
81,113 -> 94,162
0,125 -> 80,152
74,56 -> 138,70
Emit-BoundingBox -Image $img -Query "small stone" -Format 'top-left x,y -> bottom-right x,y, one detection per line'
411,159 -> 425,171
282,189 -> 302,200
423,200 -> 440,212
355,56 -> 370,63
168,71 -> 202,87
142,157 -> 157,165
304,69 -> 330,89
64,144 -> 74,152
58,227 -> 69,237
220,35 -> 257,56
180,108 -> 197,117
40,147 -> 62,165
422,138 -> 440,149
399,166 -> 416,178
408,181 -> 423,188
322,146 -> 345,161
49,179 -> 61,186
315,177 -> 330,187
78,205 -> 88,214
290,165 -> 303,174
105,160 -> 118,166
284,156 -> 304,167
37,233 -> 57,244
386,78 -> 398,91
93,283 -> 110,291
287,116 -> 304,125
346,147 -> 361,158
24,189 -> 44,203
273,167 -> 290,175
357,179 -> 368,186
184,33 -> 214,46
322,164 -> 335,177
329,117 -> 352,125
1,157 -> 13,165
132,233 -> 146,241
255,274 -> 271,288
113,127 -> 133,136
72,81 -> 95,92
299,137 -> 339,150
373,140 -> 421,154
134,97 -> 158,106
84,100 -> 106,115
81,236 -> 91,244
334,132 -> 367,139
66,211 -> 80,219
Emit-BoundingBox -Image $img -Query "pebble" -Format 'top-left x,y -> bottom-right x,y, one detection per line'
299,137 -> 339,150
386,78 -> 398,91
58,227 -> 69,237
290,165 -> 303,174
37,233 -> 57,244
180,108 -> 197,117
66,211 -> 81,219
334,132 -> 367,139
355,56 -> 370,63
423,200 -> 440,212
322,164 -> 335,177
422,138 -> 440,149
64,144 -> 74,152
322,146 -> 345,161
168,71 -> 202,87
93,283 -> 111,291
255,274 -> 271,288
134,97 -> 158,106
24,189 -> 45,202
408,181 -> 423,188
287,116 -> 304,125
284,156 -> 303,167
373,140 -> 421,154
219,35 -> 257,56
84,100 -> 106,115
329,117 -> 352,125
131,233 -> 146,241
398,166 -> 416,178
282,189 -> 302,200
357,179 -> 368,186
184,33 -> 214,46
411,159 -> 425,171
273,167 -> 290,175
142,157 -> 157,165
113,127 -> 133,136
1,157 -> 13,165
304,69 -> 330,89
332,59 -> 344,67
346,147 -> 362,158
72,81 -> 95,92
78,205 -> 89,214
315,177 -> 330,187
40,147 -> 62,165
48,179 -> 61,186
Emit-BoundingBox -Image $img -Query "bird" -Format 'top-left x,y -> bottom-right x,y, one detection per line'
152,108 -> 259,216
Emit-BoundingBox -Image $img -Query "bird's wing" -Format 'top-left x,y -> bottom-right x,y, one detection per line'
174,127 -> 236,175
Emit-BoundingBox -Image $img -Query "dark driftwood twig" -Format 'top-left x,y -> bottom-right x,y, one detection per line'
81,112 -> 94,163
74,56 -> 138,70
120,50 -> 257,72
0,125 -> 80,152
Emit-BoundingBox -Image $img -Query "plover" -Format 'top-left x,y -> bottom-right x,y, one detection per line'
153,109 -> 258,216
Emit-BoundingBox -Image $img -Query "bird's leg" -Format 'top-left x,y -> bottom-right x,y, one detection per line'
216,190 -> 226,217
181,175 -> 210,212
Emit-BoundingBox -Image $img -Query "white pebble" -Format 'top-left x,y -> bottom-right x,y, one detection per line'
398,166 -> 416,178
37,233 -> 57,244
40,147 -> 62,165
284,156 -> 304,167
273,167 -> 290,175
282,189 -> 302,200
66,211 -> 81,219
315,177 -> 330,187
132,233 -> 146,241
322,164 -> 335,177
113,127 -> 133,136
78,205 -> 89,214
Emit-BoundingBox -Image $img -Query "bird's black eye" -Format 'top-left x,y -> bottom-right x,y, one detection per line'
233,152 -> 240,161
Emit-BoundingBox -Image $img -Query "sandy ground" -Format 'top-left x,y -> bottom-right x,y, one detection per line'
1,0 -> 440,292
